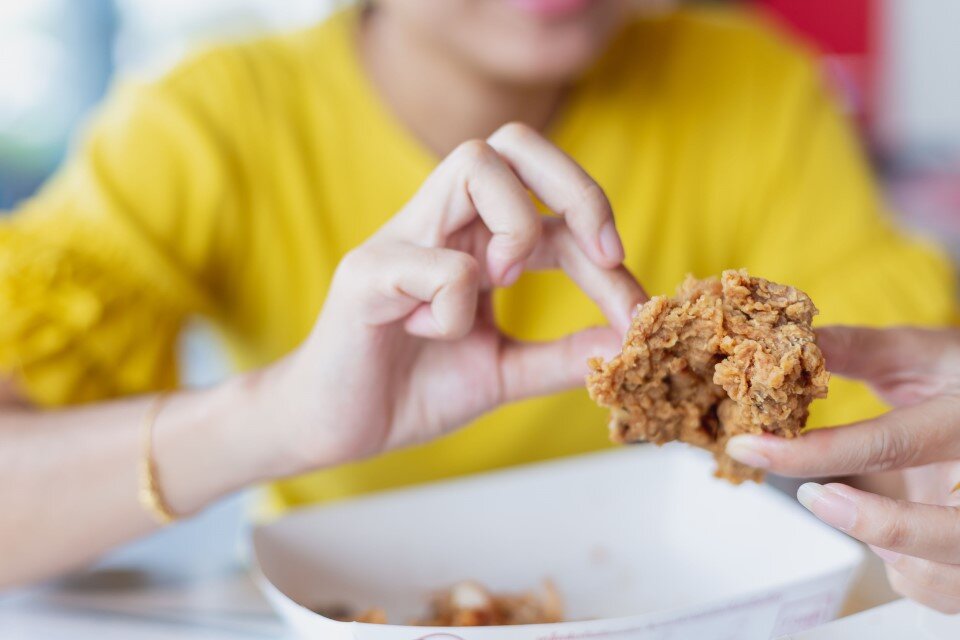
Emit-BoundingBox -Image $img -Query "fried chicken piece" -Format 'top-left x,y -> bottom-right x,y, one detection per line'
412,580 -> 563,627
586,269 -> 829,483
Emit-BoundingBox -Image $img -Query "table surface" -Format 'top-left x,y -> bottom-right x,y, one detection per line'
784,599 -> 960,639
0,488 -> 950,639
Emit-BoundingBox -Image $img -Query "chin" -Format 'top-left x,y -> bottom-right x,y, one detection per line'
378,0 -> 632,85
473,17 -> 626,85
473,0 -> 631,84
485,36 -> 609,84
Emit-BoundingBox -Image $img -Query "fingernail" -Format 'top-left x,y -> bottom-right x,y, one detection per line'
725,435 -> 770,469
501,261 -> 524,287
869,544 -> 901,564
598,221 -> 625,263
797,483 -> 858,532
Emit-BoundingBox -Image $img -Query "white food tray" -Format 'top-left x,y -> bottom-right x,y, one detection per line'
252,445 -> 864,639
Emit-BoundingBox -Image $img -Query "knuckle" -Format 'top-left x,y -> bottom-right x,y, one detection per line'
875,514 -> 911,550
502,215 -> 542,249
454,139 -> 496,166
331,246 -> 387,309
557,181 -> 611,225
334,247 -> 374,281
445,252 -> 480,286
573,181 -> 612,218
492,121 -> 535,143
866,428 -> 909,471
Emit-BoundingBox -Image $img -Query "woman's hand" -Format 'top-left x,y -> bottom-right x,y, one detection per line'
256,123 -> 646,473
725,326 -> 960,613
0,123 -> 644,588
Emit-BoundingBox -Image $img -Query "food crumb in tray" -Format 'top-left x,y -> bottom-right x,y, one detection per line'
312,579 -> 563,626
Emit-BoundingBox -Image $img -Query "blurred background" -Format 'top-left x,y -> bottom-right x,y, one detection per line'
1,0 -> 958,384
1,0 -> 958,257
2,0 -> 958,227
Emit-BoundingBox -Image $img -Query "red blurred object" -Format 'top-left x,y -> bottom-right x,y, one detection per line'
750,0 -> 880,130
751,1 -> 960,256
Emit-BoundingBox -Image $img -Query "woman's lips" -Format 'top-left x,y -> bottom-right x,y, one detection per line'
504,0 -> 595,19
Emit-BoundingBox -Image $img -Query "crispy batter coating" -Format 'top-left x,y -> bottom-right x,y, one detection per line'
587,269 -> 829,483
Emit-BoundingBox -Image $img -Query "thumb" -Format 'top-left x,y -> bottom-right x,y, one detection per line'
499,326 -> 621,402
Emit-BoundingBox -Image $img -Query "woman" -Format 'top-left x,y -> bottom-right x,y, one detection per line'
0,0 -> 954,592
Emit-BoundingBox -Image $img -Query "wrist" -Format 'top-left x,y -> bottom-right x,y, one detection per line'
242,353 -> 369,475
151,371 -> 296,516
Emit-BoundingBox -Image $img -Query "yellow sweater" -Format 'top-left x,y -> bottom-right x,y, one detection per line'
0,7 -> 955,511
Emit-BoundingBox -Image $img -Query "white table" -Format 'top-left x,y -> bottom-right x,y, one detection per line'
783,599 -> 960,639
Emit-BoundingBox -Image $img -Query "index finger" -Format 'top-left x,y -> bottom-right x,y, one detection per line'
817,325 -> 960,384
383,139 -> 544,284
725,395 -> 960,477
527,220 -> 647,335
487,123 -> 624,269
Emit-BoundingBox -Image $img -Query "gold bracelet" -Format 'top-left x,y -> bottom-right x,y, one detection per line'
138,392 -> 179,525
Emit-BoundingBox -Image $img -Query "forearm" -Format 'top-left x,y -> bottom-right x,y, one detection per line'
0,373 -> 285,589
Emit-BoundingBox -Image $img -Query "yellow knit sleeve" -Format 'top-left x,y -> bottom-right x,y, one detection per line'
0,50 -> 243,406
733,30 -> 958,428
0,221 -> 187,405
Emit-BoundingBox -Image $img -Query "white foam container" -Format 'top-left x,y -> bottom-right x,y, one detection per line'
252,445 -> 864,640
